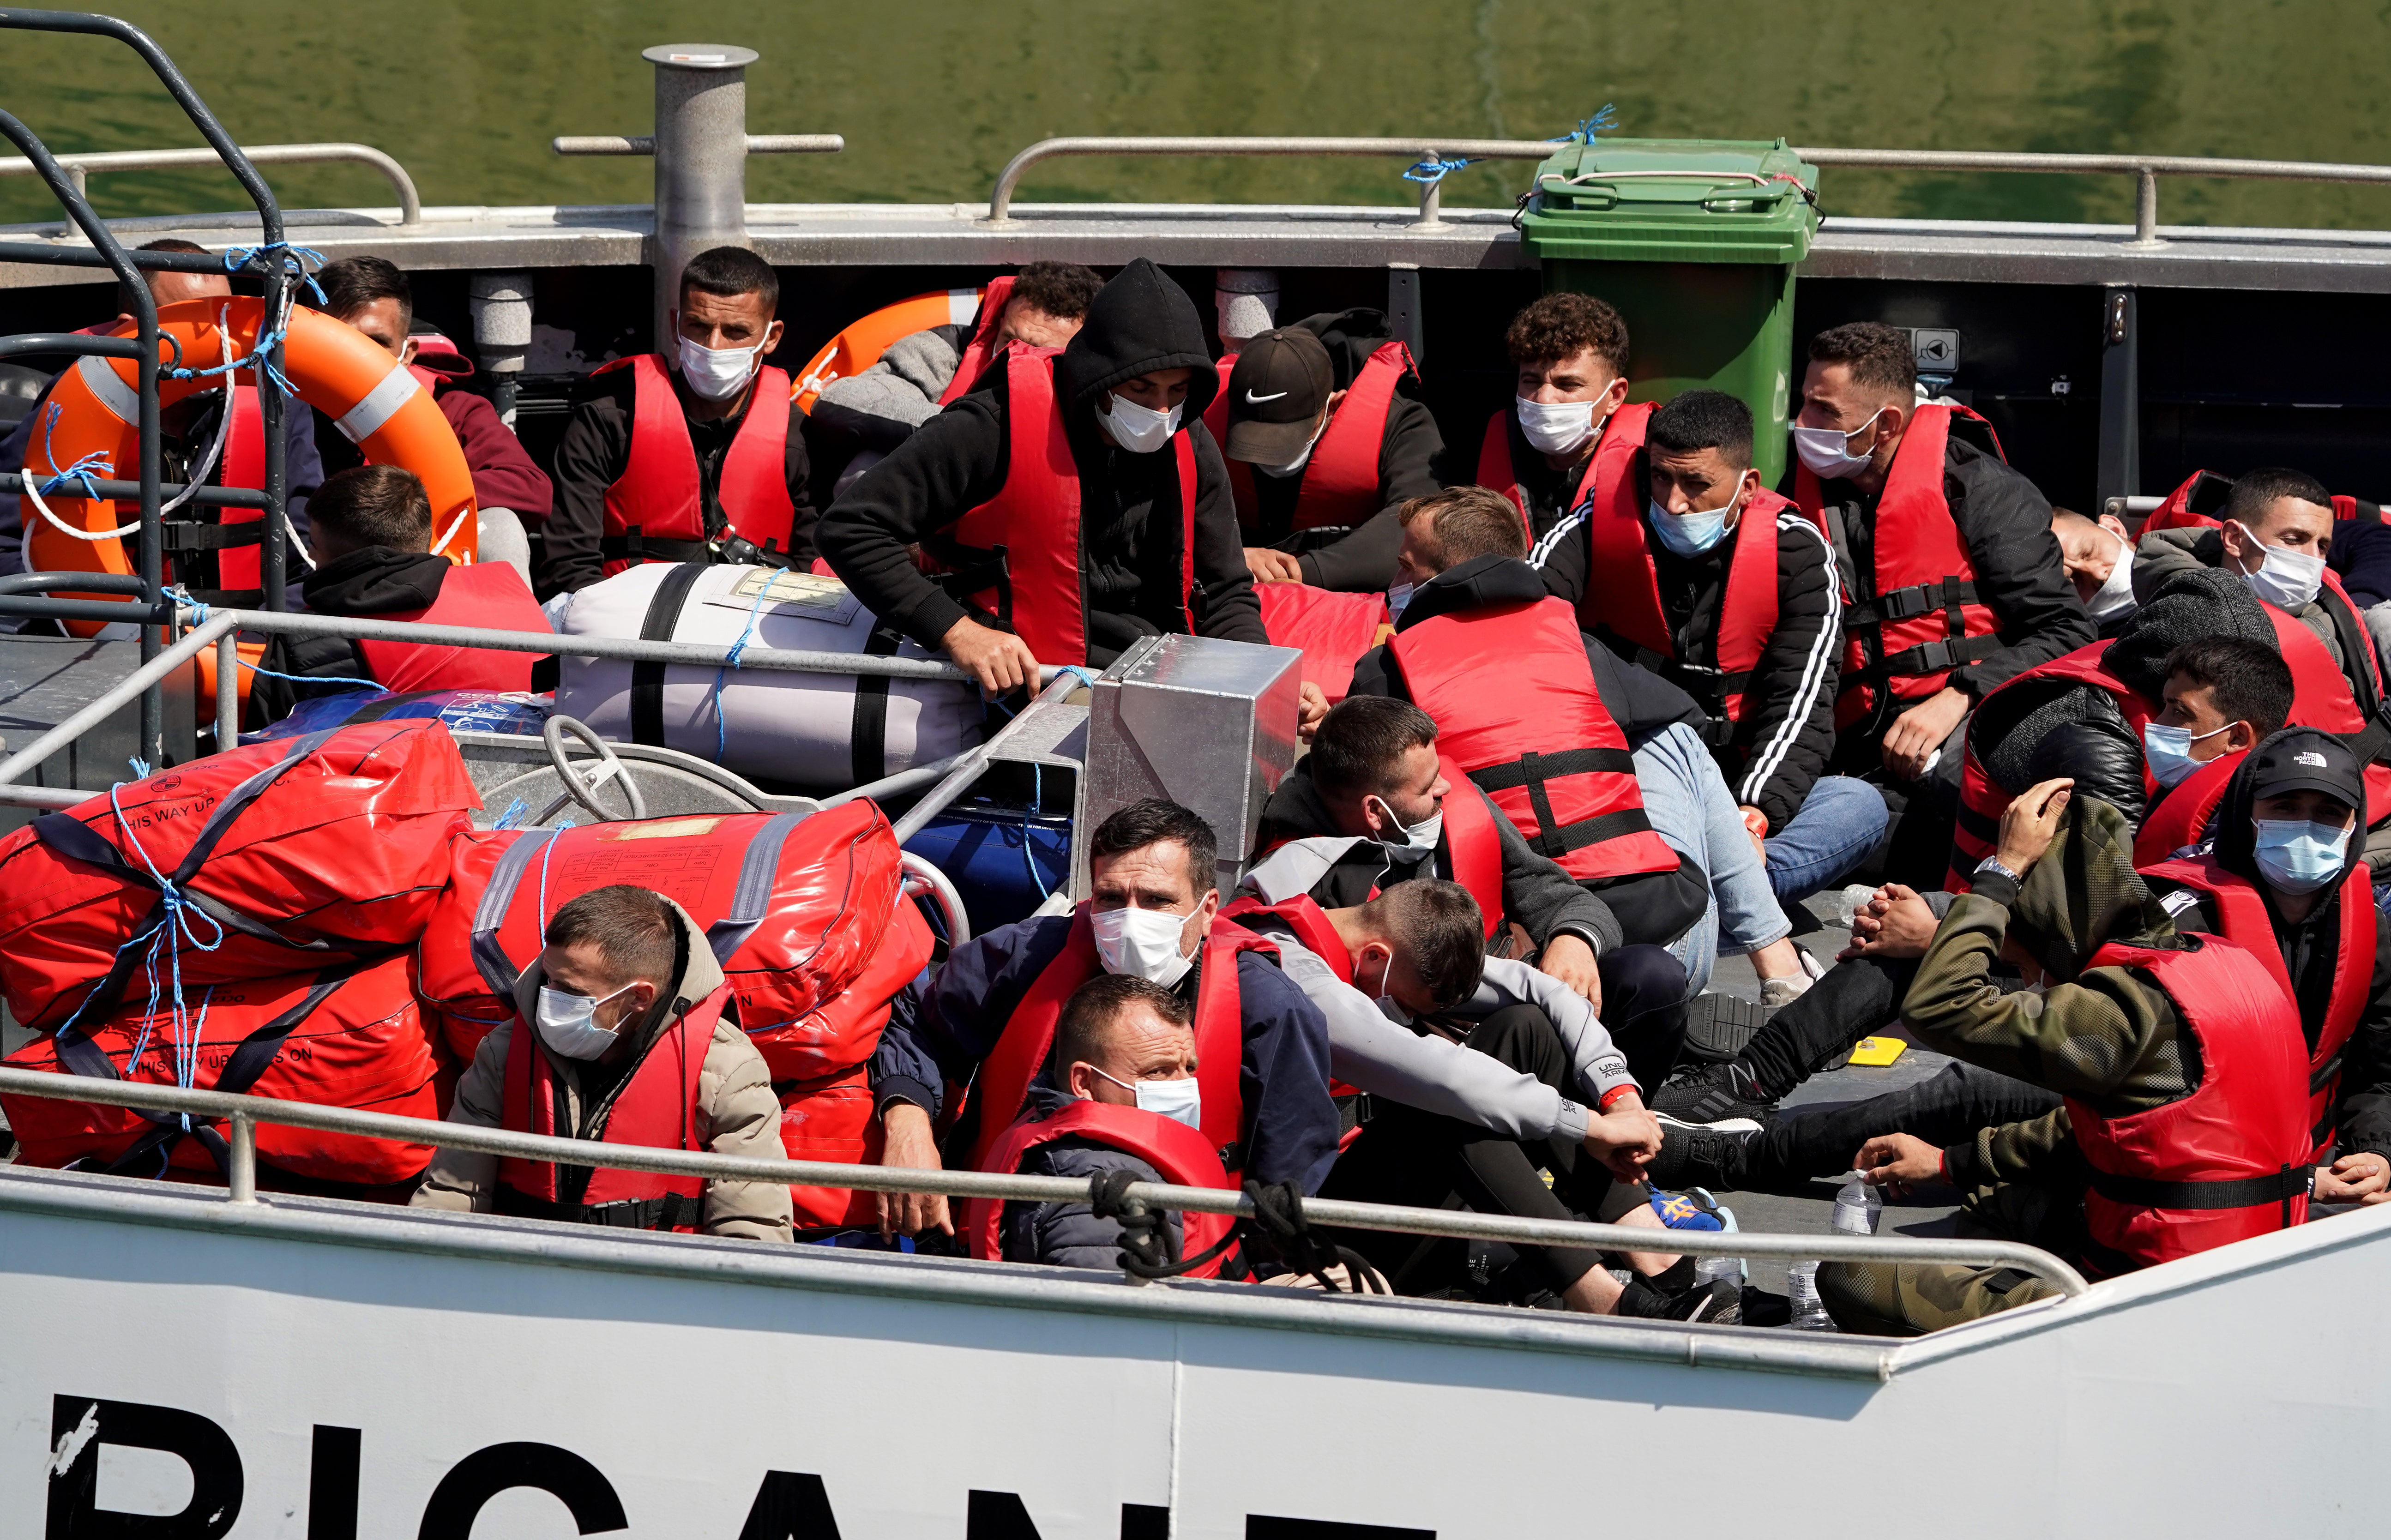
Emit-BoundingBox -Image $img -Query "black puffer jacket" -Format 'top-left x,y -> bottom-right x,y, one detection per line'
817,258 -> 1265,666
996,1083 -> 1194,1270
245,546 -> 455,726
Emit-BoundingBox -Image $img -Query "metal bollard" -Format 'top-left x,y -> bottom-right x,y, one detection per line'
1214,269 -> 1278,352
644,44 -> 758,348
469,271 -> 533,426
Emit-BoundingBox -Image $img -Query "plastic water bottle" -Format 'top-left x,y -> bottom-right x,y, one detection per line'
1691,1198 -> 1744,1290
1786,1260 -> 1833,1331
1832,1175 -> 1885,1236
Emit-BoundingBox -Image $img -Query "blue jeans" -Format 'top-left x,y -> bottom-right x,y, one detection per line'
1763,775 -> 1889,902
1632,723 -> 1791,997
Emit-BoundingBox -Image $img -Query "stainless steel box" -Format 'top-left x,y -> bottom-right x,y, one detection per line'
1078,633 -> 1303,897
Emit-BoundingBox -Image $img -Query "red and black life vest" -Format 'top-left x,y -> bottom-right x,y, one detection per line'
1199,340 -> 1413,533
962,908 -> 1275,1172
2142,466 -> 2384,532
967,1097 -> 1238,1275
1247,752 -> 1504,941
1580,463 -> 1815,731
1793,404 -> 2004,729
1476,400 -> 1654,551
595,353 -> 795,574
2141,852 -> 2374,1161
357,561 -> 554,695
2132,749 -> 2246,867
1388,592 -> 1678,883
937,274 -> 1016,408
2068,936 -> 2313,1275
496,996 -> 717,1233
1949,642 -> 2158,890
935,345 -> 1198,667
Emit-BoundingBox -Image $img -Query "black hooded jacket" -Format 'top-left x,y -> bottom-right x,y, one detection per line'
1347,554 -> 1710,946
816,259 -> 1265,666
2149,726 -> 2391,1161
1239,307 -> 1446,594
245,546 -> 456,725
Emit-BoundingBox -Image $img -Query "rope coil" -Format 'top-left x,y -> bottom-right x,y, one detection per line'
1089,1174 -> 1388,1293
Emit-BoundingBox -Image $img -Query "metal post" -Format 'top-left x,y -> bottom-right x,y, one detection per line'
1386,264 -> 1423,371
213,633 -> 237,752
644,44 -> 759,350
227,1113 -> 256,1203
258,263 -> 288,615
1214,269 -> 1278,352
2133,168 -> 2161,246
470,272 -> 533,427
2097,287 -> 2140,512
1415,164 -> 1445,229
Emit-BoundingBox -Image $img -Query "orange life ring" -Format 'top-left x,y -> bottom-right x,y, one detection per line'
792,287 -> 984,414
25,296 -> 478,642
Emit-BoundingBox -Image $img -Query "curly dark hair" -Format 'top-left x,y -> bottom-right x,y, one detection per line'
1505,292 -> 1630,375
1009,261 -> 1103,320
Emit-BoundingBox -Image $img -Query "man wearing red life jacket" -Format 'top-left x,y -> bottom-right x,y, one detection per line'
1470,293 -> 1642,570
308,256 -> 553,580
1789,322 -> 2091,885
1349,487 -> 1823,1027
973,974 -> 1238,1273
868,798 -> 1337,1240
1572,386 -> 1887,907
1806,781 -> 2312,1332
2143,730 -> 2391,1207
244,465 -> 554,725
1207,313 -> 1444,593
411,883 -> 792,1239
546,246 -> 814,594
2133,466 -> 2391,870
819,259 -> 1268,691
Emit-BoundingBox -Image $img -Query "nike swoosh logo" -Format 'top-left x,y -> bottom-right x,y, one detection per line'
1245,389 -> 1289,403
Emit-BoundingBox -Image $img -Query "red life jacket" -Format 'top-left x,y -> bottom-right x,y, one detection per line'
1388,592 -> 1679,883
1246,752 -> 1503,941
1948,642 -> 2157,890
211,382 -> 269,596
2140,853 -> 2374,1161
1475,401 -> 1656,556
594,353 -> 795,574
2068,936 -> 2313,1275
1579,468 -> 1815,727
937,275 -> 1016,408
0,953 -> 440,1187
2142,467 -> 2384,532
2247,586 -> 2391,818
962,908 -> 1277,1172
496,999 -> 716,1232
776,1062 -> 883,1232
1199,341 -> 1413,533
1256,582 -> 1389,705
1793,404 -> 2004,729
356,562 -> 553,694
967,1097 -> 1238,1275
938,345 -> 1198,667
2132,749 -> 2246,867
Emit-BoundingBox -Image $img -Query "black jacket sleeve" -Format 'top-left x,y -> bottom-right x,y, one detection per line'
816,384 -> 1013,650
243,632 -> 369,728
1944,444 -> 2096,698
1297,395 -> 1446,593
2335,907 -> 2391,1161
1008,1141 -> 1174,1269
1187,423 -> 1267,645
1736,511 -> 1842,828
1584,639 -> 1706,742
2329,518 -> 2391,612
543,377 -> 632,596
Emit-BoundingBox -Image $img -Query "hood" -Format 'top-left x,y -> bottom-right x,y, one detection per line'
1292,307 -> 1398,389
407,331 -> 472,382
2007,793 -> 2179,981
302,547 -> 452,614
1391,554 -> 1548,632
1258,760 -> 1341,841
509,893 -> 727,1054
2129,525 -> 2223,605
2211,725 -> 2369,886
1055,258 -> 1218,419
2104,564 -> 2277,704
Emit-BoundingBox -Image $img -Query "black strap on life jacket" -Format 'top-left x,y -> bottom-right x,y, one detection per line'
626,559 -> 709,746
495,1185 -> 701,1232
2087,1162 -> 2309,1215
1464,747 -> 1654,861
1819,501 -> 2001,712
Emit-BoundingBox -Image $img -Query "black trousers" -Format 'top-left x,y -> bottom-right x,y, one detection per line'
1725,1060 -> 2064,1195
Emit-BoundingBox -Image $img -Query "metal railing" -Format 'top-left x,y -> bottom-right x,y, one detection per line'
982,136 -> 1570,229
0,1064 -> 2090,1298
553,134 -> 844,160
0,141 -> 422,224
1793,147 -> 2391,246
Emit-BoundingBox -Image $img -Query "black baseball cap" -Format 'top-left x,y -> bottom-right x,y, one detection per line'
1223,328 -> 1335,463
2248,728 -> 2363,810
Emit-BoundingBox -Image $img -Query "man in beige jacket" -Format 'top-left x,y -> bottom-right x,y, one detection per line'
411,883 -> 793,1241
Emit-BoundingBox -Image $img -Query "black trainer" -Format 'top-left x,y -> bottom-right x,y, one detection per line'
1682,991 -> 1768,1064
1619,1275 -> 1744,1325
1651,1059 -> 1780,1126
1646,1118 -> 1760,1192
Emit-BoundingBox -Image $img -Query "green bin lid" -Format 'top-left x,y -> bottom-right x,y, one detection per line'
1517,138 -> 1819,265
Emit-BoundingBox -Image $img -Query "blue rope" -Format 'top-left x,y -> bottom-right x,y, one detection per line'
491,795 -> 530,831
1404,104 -> 1619,188
165,245 -> 325,397
36,401 -> 114,496
170,589 -> 380,694
709,583 -> 773,763
219,241 -> 328,306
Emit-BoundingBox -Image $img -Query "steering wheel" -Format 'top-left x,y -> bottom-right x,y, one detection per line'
534,714 -> 650,825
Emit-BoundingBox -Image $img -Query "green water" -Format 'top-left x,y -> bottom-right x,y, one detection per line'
6,1 -> 2391,232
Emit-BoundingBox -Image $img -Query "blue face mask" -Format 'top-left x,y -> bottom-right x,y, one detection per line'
2252,818 -> 2351,895
1647,494 -> 1737,557
2143,721 -> 2232,789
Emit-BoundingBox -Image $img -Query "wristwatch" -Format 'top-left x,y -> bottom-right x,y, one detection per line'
1973,854 -> 2024,886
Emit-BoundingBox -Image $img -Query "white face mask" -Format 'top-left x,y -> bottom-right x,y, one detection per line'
1515,394 -> 1609,457
1102,392 -> 1183,454
1792,411 -> 1883,480
675,331 -> 764,401
2087,529 -> 2138,621
1369,794 -> 1442,853
1092,1065 -> 1203,1130
1091,903 -> 1197,988
1254,414 -> 1327,479
1367,949 -> 1414,1027
2231,521 -> 2326,611
534,981 -> 641,1060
